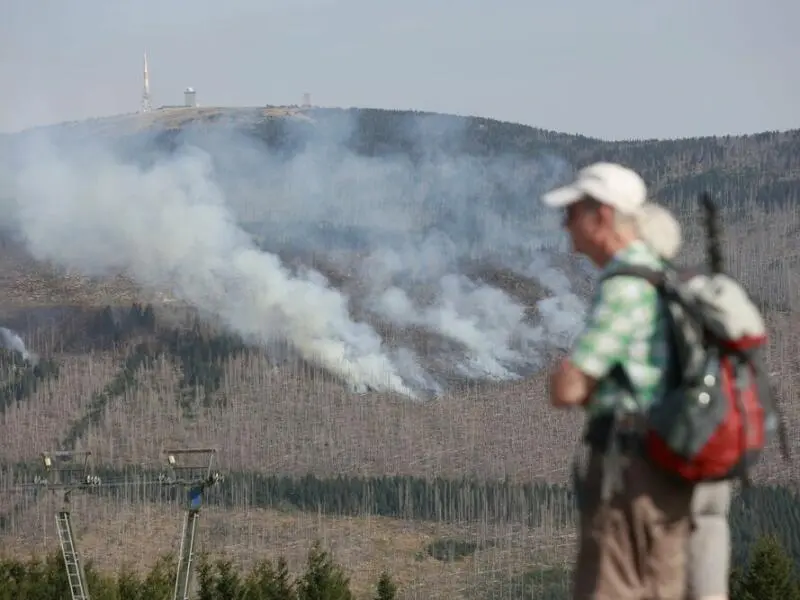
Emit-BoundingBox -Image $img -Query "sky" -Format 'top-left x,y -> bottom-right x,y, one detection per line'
1,0 -> 797,140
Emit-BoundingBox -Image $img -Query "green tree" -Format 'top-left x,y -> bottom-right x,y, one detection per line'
139,554 -> 174,600
196,552 -> 216,600
374,571 -> 397,600
214,558 -> 243,600
116,565 -> 144,600
296,541 -> 353,600
0,547 -> 377,600
734,534 -> 800,600
242,557 -> 296,599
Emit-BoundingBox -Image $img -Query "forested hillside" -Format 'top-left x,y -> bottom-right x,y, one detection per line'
338,107 -> 800,208
0,106 -> 798,598
19,106 -> 800,210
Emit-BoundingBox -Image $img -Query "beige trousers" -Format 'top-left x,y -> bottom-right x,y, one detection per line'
687,480 -> 732,599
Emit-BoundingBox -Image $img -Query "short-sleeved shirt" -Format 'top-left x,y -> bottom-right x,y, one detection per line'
570,240 -> 671,418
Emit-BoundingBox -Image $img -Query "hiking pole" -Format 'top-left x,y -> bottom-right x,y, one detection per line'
700,192 -> 724,275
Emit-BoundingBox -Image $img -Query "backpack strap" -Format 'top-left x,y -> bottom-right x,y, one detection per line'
591,269 -> 667,500
596,265 -> 685,491
599,265 -> 666,288
600,264 -> 685,392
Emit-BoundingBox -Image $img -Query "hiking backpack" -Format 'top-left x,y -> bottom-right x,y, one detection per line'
601,195 -> 790,483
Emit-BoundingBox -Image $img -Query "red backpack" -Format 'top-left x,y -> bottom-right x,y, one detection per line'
601,195 -> 789,483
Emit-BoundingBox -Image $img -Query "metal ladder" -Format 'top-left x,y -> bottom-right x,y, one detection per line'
55,511 -> 90,600
173,509 -> 200,600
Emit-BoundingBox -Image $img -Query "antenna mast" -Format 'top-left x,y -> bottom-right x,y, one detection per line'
141,52 -> 152,113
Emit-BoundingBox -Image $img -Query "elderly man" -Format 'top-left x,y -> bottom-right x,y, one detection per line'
542,162 -> 694,599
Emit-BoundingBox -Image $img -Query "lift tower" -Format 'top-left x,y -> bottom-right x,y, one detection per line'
3,447 -> 225,600
159,448 -> 222,600
24,451 -> 103,600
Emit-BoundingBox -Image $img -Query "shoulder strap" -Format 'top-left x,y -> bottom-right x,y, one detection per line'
599,265 -> 667,288
602,265 -> 684,409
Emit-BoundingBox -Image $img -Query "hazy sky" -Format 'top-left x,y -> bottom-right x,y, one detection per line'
2,0 -> 797,139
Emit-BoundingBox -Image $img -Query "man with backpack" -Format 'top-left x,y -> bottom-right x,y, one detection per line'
542,162 -> 695,598
541,162 -> 783,599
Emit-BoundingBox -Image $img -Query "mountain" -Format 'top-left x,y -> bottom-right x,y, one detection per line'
0,106 -> 798,597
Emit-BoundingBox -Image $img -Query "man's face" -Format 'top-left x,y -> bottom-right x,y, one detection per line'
562,197 -> 613,264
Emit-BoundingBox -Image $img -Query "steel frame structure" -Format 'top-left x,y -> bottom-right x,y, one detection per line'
4,447 -> 223,600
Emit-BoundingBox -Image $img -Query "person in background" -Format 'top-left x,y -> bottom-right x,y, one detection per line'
541,162 -> 694,599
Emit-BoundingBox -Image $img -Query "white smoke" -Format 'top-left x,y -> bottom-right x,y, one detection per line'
359,226 -> 584,379
375,276 -> 536,379
0,327 -> 38,365
8,138 -> 412,396
0,110 -> 588,397
523,253 -> 588,349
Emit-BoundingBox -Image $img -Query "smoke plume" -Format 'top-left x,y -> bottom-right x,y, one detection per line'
0,327 -> 38,365
0,109 -> 587,397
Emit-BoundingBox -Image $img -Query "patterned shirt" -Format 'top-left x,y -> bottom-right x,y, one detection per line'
569,240 -> 671,418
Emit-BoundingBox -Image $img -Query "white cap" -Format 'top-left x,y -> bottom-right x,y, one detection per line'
542,162 -> 647,215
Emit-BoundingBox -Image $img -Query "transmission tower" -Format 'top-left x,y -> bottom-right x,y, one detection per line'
141,52 -> 152,113
159,448 -> 222,600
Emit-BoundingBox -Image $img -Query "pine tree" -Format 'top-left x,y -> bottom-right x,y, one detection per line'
374,571 -> 397,600
736,534 -> 800,600
271,557 -> 297,600
729,564 -> 746,600
139,554 -> 175,599
215,558 -> 243,600
296,540 -> 353,600
243,557 -> 296,600
196,552 -> 216,600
